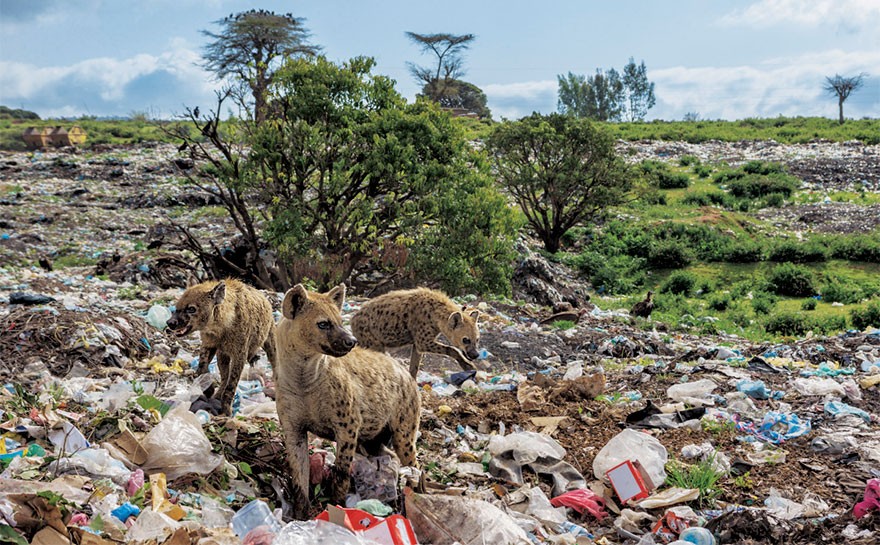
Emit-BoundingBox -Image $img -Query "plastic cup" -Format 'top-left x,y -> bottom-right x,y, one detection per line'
231,500 -> 281,539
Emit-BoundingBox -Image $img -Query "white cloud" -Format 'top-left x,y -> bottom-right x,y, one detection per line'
0,41 -> 217,118
720,0 -> 880,29
483,80 -> 558,119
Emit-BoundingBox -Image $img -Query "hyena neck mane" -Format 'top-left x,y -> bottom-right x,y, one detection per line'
283,350 -> 333,394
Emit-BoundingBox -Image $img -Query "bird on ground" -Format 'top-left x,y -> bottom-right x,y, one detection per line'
630,291 -> 654,319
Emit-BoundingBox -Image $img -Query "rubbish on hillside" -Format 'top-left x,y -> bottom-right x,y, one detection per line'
549,489 -> 608,519
677,526 -> 717,545
735,379 -> 783,400
141,405 -> 222,480
854,478 -> 880,519
50,447 -> 131,486
607,460 -> 654,504
48,421 -> 90,453
628,406 -> 706,430
233,499 -> 283,541
516,383 -> 545,411
145,304 -> 172,330
488,436 -> 586,497
507,486 -> 568,530
594,429 -> 668,487
824,399 -> 871,422
792,377 -> 845,397
274,519 -> 382,545
680,443 -> 731,475
614,508 -> 656,536
763,488 -> 829,520
9,292 -> 56,305
404,489 -> 531,545
801,362 -> 853,377
126,508 -> 181,542
666,379 -> 717,406
635,488 -> 700,509
811,434 -> 857,454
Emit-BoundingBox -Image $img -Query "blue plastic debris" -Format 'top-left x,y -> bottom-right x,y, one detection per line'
825,400 -> 871,422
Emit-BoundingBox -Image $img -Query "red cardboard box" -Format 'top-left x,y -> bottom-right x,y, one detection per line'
606,459 -> 653,504
316,505 -> 418,545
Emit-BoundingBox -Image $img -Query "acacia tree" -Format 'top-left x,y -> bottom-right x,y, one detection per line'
824,73 -> 867,124
487,113 -> 633,253
622,58 -> 656,121
201,10 -> 319,123
557,69 -> 624,121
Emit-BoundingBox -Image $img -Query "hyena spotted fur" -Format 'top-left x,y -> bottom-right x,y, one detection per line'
166,279 -> 276,415
351,287 -> 482,377
274,284 -> 420,519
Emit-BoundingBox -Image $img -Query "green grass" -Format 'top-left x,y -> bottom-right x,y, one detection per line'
0,183 -> 23,195
53,254 -> 99,268
665,456 -> 725,507
0,117 -> 196,151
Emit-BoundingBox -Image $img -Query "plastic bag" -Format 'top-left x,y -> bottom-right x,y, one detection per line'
824,400 -> 871,422
404,489 -> 531,545
126,508 -> 181,542
275,520 -> 381,545
792,377 -> 845,397
854,478 -> 880,519
142,405 -> 223,480
666,379 -> 717,406
146,305 -> 172,330
50,447 -> 131,486
488,431 -> 565,465
550,489 -> 607,519
636,487 -> 700,509
593,429 -> 668,486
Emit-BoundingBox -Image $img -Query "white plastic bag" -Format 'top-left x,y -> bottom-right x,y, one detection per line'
593,429 -> 668,486
666,379 -> 717,406
405,490 -> 532,545
792,377 -> 845,397
488,431 -> 566,465
142,405 -> 222,480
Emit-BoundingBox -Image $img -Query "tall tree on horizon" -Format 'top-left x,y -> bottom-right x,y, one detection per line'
823,73 -> 867,124
622,57 -> 656,121
557,69 -> 624,121
406,32 -> 489,117
201,10 -> 320,123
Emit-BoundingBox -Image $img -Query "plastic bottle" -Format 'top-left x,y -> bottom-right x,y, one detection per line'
232,499 -> 282,540
195,410 -> 211,426
679,526 -> 717,545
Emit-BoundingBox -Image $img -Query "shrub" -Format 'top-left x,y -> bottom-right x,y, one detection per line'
679,155 -> 700,166
766,263 -> 815,296
722,240 -> 765,263
751,292 -> 778,314
708,293 -> 731,311
693,164 -> 713,178
768,240 -> 827,263
764,312 -> 811,336
657,171 -> 691,189
727,173 -> 799,198
742,160 -> 785,175
812,314 -> 848,335
578,252 -> 647,295
713,169 -> 746,185
763,192 -> 785,207
821,276 -> 863,304
801,298 -> 817,311
647,239 -> 693,268
682,191 -> 731,207
660,271 -> 697,295
851,299 -> 880,330
828,235 -> 880,263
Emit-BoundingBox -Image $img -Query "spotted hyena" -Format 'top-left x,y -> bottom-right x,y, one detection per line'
166,279 -> 276,415
274,284 -> 420,519
351,287 -> 481,377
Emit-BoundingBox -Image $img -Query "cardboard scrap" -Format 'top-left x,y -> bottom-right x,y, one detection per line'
529,416 -> 568,435
30,527 -> 70,545
150,473 -> 186,521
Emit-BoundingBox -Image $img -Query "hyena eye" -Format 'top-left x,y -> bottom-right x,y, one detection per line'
462,337 -> 471,345
317,321 -> 331,330
185,306 -> 197,314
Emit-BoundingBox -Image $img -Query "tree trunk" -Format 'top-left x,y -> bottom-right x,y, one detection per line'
838,98 -> 844,125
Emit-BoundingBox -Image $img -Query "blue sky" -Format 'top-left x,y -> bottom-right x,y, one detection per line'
1,0 -> 879,121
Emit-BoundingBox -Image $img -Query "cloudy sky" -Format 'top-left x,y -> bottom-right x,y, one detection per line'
1,0 -> 879,121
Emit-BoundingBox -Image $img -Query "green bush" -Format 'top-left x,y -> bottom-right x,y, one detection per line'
693,164 -> 713,178
647,239 -> 693,268
657,171 -> 691,189
821,276 -> 863,304
768,240 -> 827,263
766,263 -> 815,296
763,192 -> 785,207
681,191 -> 731,208
828,235 -> 880,263
722,240 -> 765,263
751,292 -> 778,315
851,299 -> 880,330
727,173 -> 800,198
707,293 -> 731,311
577,251 -> 647,295
679,155 -> 700,166
764,312 -> 811,336
660,271 -> 697,295
801,298 -> 817,311
742,160 -> 785,175
812,314 -> 848,335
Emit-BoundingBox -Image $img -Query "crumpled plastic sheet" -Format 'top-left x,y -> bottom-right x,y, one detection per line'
736,411 -> 811,444
854,478 -> 880,519
824,400 -> 871,422
141,405 -> 222,480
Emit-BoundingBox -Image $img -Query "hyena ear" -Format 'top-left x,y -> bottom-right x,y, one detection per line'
282,284 -> 309,319
448,311 -> 463,329
210,281 -> 226,305
326,284 -> 346,310
469,309 -> 480,322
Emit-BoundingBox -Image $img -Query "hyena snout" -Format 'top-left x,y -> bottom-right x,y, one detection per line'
166,313 -> 191,336
465,346 -> 480,360
325,327 -> 357,357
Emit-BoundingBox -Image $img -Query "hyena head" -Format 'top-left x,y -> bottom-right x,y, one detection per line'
442,308 -> 481,361
281,284 -> 357,358
166,280 -> 227,336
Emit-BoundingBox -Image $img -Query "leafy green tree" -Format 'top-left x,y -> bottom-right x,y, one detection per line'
622,58 -> 656,121
557,69 -> 624,121
201,10 -> 319,123
823,73 -> 867,124
487,113 -> 633,253
421,78 -> 491,118
246,56 -> 516,290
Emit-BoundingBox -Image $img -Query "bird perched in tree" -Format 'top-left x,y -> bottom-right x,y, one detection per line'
177,141 -> 188,152
193,106 -> 200,119
630,291 -> 654,319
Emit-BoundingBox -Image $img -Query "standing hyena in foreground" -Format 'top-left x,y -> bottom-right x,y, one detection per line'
274,284 -> 420,519
166,279 -> 276,415
351,287 -> 482,377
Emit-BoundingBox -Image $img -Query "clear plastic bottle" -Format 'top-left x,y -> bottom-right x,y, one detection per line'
232,499 -> 282,540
